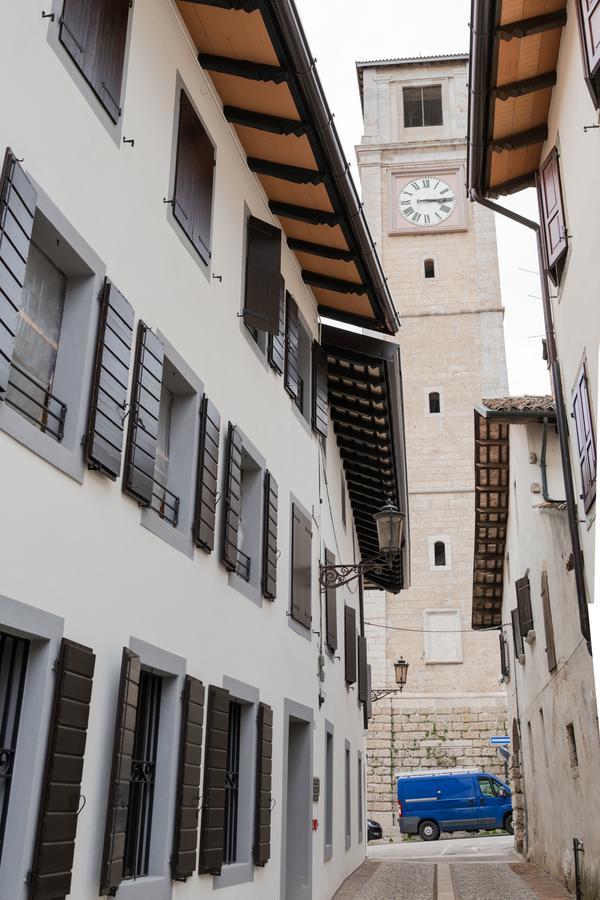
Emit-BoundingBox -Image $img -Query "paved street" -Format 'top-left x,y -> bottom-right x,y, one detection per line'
334,836 -> 574,899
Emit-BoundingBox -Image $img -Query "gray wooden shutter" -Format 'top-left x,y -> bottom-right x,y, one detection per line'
268,276 -> 285,374
99,648 -> 141,896
537,148 -> 567,271
261,470 -> 278,600
515,575 -> 534,637
123,321 -> 164,506
193,396 -> 221,552
28,639 -> 95,900
171,677 -> 205,881
511,607 -> 524,659
357,635 -> 368,703
244,216 -> 281,334
366,665 -> 373,721
284,292 -> 300,403
59,0 -> 94,71
324,548 -> 337,652
312,341 -> 329,438
499,633 -> 510,679
577,0 -> 600,104
0,148 -> 36,399
173,91 -> 215,262
198,685 -> 230,876
344,606 -> 357,685
291,503 -> 312,628
85,278 -> 134,480
221,423 -> 243,572
572,362 -> 596,512
253,703 -> 273,867
541,571 -> 557,673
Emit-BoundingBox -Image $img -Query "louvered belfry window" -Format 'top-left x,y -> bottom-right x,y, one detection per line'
0,632 -> 28,869
403,85 -> 443,127
59,0 -> 131,122
173,91 -> 215,264
572,361 -> 596,513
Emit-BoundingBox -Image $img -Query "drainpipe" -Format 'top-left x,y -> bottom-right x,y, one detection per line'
471,190 -> 591,653
540,417 -> 565,504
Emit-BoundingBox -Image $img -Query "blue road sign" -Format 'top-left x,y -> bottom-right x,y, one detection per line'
490,736 -> 511,746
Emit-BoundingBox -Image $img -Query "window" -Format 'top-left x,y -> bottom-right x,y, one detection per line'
403,85 -> 443,127
345,744 -> 351,850
344,606 -> 357,684
572,361 -> 596,513
243,216 -> 282,340
515,574 -> 534,638
541,570 -> 557,672
341,470 -> 347,529
357,753 -> 363,843
511,608 -> 525,662
123,669 -> 162,880
284,294 -> 312,424
0,631 -> 28,868
236,448 -> 263,582
566,722 -> 579,769
58,0 -> 132,122
539,709 -> 550,768
537,147 -> 567,284
434,540 -> 446,566
527,721 -> 536,775
223,701 -> 242,865
429,392 -> 441,414
575,0 -> 600,108
424,609 -> 462,663
172,90 -> 215,265
424,258 -> 435,278
477,776 -> 508,798
291,502 -> 312,629
324,727 -> 333,861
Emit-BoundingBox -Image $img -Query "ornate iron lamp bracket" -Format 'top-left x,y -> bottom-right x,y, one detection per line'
370,687 -> 404,702
318,552 -> 397,590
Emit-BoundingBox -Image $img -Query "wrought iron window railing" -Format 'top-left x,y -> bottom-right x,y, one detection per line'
296,376 -> 304,413
236,547 -> 251,583
5,362 -> 67,442
223,700 -> 241,865
123,670 -> 161,881
151,482 -> 180,527
0,632 -> 29,868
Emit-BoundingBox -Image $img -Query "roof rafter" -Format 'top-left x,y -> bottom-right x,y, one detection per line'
269,200 -> 339,226
198,53 -> 287,83
490,124 -> 548,152
286,237 -> 355,262
247,157 -> 323,185
223,105 -> 307,136
495,9 -> 567,41
492,70 -> 556,100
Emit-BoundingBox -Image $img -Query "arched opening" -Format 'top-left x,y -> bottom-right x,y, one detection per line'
434,541 -> 446,567
424,258 -> 435,278
429,391 -> 441,414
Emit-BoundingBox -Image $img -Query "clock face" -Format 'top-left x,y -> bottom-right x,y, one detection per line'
398,177 -> 456,228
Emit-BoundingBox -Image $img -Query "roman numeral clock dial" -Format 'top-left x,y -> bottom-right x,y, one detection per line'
398,177 -> 456,227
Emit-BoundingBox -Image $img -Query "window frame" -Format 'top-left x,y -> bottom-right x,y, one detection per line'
423,609 -> 463,664
428,535 -> 451,570
288,495 -> 313,640
324,721 -> 334,861
344,741 -> 351,851
425,387 -> 444,416
0,178 -> 105,483
402,84 -> 443,128
572,359 -> 596,514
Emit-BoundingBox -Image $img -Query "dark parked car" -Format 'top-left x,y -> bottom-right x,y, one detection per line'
367,818 -> 383,841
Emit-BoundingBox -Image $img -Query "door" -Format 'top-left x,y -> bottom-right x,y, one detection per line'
476,775 -> 507,829
433,776 -> 479,831
284,717 -> 312,900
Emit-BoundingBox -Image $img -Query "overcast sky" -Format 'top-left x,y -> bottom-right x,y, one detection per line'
294,0 -> 550,396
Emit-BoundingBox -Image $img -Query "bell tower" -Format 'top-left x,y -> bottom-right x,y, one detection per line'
356,54 -> 509,833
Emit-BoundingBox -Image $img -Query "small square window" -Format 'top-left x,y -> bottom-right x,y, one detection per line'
403,85 -> 443,128
428,535 -> 451,570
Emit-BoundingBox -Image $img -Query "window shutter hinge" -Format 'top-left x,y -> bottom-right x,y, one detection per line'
25,870 -> 33,886
41,11 -> 55,21
51,657 -> 59,673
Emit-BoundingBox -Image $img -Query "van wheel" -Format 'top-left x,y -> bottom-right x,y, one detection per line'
418,820 -> 440,841
504,813 -> 514,835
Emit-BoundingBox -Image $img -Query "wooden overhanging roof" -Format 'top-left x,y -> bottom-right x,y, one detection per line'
322,325 -> 409,594
472,395 -> 556,628
177,0 -> 399,334
468,0 -> 567,197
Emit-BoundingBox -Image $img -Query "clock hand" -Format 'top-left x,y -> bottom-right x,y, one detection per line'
417,197 -> 454,203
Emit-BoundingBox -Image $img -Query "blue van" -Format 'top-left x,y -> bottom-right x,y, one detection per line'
397,768 -> 512,841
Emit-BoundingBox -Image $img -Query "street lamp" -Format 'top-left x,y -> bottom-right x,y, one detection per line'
319,499 -> 405,590
371,657 -> 410,702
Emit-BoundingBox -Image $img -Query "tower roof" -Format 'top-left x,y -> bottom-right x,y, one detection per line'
356,53 -> 468,105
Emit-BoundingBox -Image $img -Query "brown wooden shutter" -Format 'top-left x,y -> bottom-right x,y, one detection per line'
198,685 -> 230,876
123,321 -> 164,506
511,607 -> 524,659
537,148 -> 568,271
344,606 -> 357,685
173,91 -> 215,263
85,278 -> 134,480
366,665 -> 373,721
262,470 -> 278,600
357,635 -> 368,703
28,639 -> 95,900
284,292 -> 300,403
577,0 -> 600,105
0,148 -> 36,399
268,276 -> 285,374
59,0 -> 94,71
291,503 -> 312,628
99,648 -> 141,896
572,362 -> 596,512
244,216 -> 282,335
312,342 -> 329,438
171,677 -> 205,881
499,633 -> 510,679
541,571 -> 557,673
193,395 -> 221,552
221,422 -> 243,572
253,703 -> 273,867
324,548 -> 338,652
515,575 -> 534,638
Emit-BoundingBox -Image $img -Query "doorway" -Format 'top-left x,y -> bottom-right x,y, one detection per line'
283,705 -> 312,900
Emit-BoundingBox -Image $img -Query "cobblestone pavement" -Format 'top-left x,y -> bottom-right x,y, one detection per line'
333,860 -> 574,900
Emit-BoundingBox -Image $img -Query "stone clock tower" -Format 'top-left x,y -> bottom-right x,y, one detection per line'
356,54 -> 509,834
